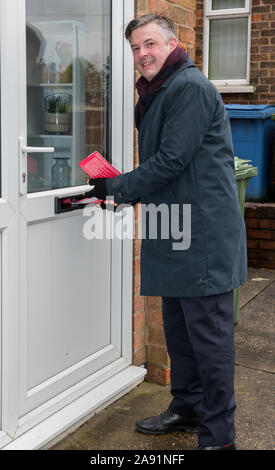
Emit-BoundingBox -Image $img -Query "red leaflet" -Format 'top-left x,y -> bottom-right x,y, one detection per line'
79,151 -> 121,178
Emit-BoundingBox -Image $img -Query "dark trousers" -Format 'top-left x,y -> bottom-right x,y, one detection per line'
162,290 -> 236,447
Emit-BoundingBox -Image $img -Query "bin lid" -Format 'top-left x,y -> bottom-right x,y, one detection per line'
226,104 -> 275,119
234,157 -> 258,180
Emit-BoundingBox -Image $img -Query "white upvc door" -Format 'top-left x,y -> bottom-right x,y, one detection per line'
1,0 -> 145,449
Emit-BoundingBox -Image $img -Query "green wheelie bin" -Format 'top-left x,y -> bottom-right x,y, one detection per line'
234,157 -> 258,324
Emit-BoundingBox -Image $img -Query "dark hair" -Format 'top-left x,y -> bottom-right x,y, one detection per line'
125,13 -> 177,43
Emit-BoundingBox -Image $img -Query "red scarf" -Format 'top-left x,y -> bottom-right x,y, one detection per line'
135,45 -> 189,127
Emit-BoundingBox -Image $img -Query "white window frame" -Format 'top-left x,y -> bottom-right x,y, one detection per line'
203,0 -> 254,93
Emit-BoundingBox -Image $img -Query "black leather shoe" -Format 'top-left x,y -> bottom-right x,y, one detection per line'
136,410 -> 202,435
197,442 -> 236,450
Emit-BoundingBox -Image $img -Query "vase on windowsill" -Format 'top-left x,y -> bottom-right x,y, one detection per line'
52,157 -> 71,189
44,93 -> 71,135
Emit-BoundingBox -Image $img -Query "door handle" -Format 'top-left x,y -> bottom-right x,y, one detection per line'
22,145 -> 55,153
19,137 -> 55,195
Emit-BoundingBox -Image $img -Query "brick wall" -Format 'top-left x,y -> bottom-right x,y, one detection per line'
133,0 -> 197,384
245,202 -> 275,269
85,62 -> 107,158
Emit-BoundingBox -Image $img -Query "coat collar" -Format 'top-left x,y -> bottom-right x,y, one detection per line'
135,58 -> 197,130
159,57 -> 196,90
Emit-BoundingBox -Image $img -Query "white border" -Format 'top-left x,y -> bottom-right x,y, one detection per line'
1,0 -> 21,439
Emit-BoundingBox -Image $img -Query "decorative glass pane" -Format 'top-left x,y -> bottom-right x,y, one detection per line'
212,0 -> 245,9
209,17 -> 248,80
26,0 -> 111,193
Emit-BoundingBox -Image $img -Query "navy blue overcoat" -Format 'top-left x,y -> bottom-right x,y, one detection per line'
106,58 -> 247,297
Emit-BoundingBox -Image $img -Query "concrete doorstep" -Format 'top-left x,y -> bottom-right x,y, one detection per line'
49,267 -> 275,451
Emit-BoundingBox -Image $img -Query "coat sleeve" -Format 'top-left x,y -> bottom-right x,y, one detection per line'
106,81 -> 216,203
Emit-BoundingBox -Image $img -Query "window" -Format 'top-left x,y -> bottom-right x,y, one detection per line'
203,0 -> 253,92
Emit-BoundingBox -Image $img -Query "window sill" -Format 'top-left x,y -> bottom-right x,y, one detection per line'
215,85 -> 255,94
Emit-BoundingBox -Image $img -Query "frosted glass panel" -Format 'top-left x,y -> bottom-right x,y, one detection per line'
209,17 -> 248,80
212,0 -> 245,9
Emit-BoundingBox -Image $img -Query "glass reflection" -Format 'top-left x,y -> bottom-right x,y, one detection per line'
26,0 -> 111,193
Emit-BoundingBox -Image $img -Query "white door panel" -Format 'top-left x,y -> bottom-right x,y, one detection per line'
27,215 -> 111,389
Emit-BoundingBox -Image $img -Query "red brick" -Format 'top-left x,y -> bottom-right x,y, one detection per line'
145,364 -> 170,385
252,13 -> 261,22
247,239 -> 259,249
133,294 -> 145,314
146,295 -> 162,309
259,219 -> 275,229
264,205 -> 275,218
245,218 -> 260,228
134,257 -> 141,276
253,6 -> 271,14
146,345 -> 170,367
248,249 -> 275,261
146,325 -> 167,346
259,240 -> 275,250
251,23 -> 270,32
133,328 -> 145,350
133,272 -> 141,293
135,0 -> 148,15
251,53 -> 269,61
188,10 -> 196,28
168,0 -> 196,9
247,229 -> 275,240
146,308 -> 164,326
133,239 -> 141,259
168,5 -> 188,25
133,310 -> 146,330
133,346 -> 146,366
179,26 -> 196,45
147,0 -> 169,15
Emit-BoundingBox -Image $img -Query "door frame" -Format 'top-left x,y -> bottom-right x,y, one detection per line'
1,0 -> 146,449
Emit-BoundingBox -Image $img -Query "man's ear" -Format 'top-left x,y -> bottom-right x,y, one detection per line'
169,37 -> 178,52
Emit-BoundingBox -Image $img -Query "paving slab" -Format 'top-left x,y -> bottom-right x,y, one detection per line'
236,281 -> 275,373
49,382 -> 196,451
240,267 -> 275,309
234,365 -> 274,450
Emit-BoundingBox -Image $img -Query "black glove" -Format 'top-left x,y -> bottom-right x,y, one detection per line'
128,197 -> 141,206
85,178 -> 107,200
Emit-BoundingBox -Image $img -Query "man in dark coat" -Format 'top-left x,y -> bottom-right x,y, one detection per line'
87,14 -> 247,450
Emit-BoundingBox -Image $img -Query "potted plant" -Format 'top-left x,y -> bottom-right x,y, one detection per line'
44,93 -> 71,134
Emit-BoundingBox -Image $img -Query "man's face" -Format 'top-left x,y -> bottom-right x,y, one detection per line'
129,22 -> 177,81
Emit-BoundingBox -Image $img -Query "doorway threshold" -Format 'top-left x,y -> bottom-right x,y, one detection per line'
3,365 -> 146,450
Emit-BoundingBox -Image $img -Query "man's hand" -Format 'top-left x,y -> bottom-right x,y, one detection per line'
85,178 -> 107,200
